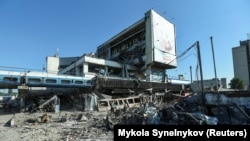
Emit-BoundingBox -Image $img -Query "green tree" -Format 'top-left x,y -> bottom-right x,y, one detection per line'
230,77 -> 245,89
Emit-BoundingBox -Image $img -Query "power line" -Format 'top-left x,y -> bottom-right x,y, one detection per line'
168,42 -> 197,66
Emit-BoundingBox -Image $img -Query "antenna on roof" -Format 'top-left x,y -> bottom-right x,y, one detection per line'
54,48 -> 59,57
57,48 -> 59,56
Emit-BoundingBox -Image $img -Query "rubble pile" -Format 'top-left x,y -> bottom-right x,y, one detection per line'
104,102 -> 218,128
1,92 -> 250,140
0,111 -> 113,141
104,93 -> 250,128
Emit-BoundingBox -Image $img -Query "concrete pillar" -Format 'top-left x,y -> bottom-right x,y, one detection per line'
146,66 -> 152,81
82,62 -> 88,76
20,97 -> 25,113
75,66 -> 80,76
105,66 -> 108,76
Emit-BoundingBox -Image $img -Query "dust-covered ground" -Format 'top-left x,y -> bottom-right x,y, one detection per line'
0,108 -> 114,141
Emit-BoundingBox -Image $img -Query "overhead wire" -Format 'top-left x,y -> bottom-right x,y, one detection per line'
167,42 -> 197,66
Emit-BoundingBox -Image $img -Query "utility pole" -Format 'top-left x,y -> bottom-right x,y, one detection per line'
190,66 -> 192,83
196,41 -> 205,106
210,36 -> 218,92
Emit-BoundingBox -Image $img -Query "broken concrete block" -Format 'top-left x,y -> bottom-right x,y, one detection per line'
78,114 -> 88,121
10,117 -> 16,127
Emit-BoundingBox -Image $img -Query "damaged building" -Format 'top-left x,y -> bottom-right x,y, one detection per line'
0,9 -> 250,135
0,9 -> 189,113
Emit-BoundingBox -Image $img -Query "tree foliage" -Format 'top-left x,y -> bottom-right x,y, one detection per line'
230,77 -> 245,89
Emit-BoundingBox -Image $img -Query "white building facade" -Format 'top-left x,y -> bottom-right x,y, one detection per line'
232,39 -> 250,89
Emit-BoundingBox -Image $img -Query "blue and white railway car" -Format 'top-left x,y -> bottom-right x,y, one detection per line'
0,70 -> 23,88
25,71 -> 93,88
167,78 -> 191,92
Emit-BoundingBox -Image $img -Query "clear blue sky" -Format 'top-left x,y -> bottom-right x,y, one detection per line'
0,0 -> 249,84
